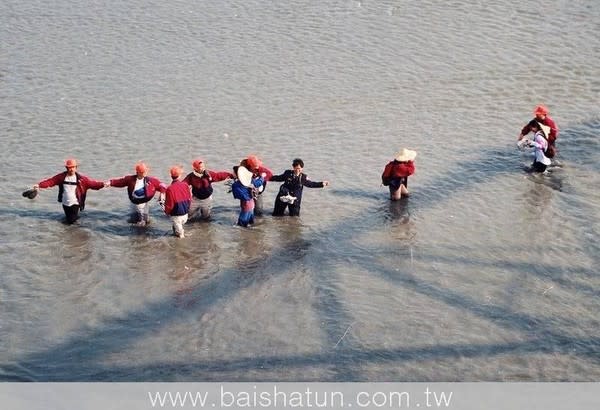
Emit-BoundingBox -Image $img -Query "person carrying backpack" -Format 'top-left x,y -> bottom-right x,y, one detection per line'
381,148 -> 416,200
522,120 -> 552,173
518,104 -> 558,158
230,161 -> 265,227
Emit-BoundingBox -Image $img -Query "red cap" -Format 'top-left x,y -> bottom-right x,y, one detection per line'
65,158 -> 78,168
170,166 -> 183,178
192,159 -> 204,170
135,162 -> 148,174
534,105 -> 548,116
246,154 -> 262,170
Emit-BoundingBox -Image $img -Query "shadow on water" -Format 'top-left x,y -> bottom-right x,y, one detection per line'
2,135 -> 600,381
78,334 -> 600,381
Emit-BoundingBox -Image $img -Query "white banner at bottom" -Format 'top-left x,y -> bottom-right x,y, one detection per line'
1,382 -> 599,410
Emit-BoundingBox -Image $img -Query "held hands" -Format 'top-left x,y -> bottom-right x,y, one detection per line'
103,181 -> 111,188
157,193 -> 166,210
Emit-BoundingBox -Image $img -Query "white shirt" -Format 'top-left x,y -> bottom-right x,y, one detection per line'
532,131 -> 552,166
132,178 -> 146,199
62,174 -> 79,206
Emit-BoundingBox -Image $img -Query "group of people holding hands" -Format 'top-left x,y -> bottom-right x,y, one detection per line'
26,104 -> 559,237
29,155 -> 330,238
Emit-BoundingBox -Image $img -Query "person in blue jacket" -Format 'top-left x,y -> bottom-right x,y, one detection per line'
271,158 -> 329,217
230,163 -> 265,227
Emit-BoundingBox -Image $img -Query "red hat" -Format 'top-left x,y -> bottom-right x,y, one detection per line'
192,159 -> 204,170
135,162 -> 148,174
64,158 -> 78,168
534,105 -> 549,116
170,166 -> 183,178
246,154 -> 262,170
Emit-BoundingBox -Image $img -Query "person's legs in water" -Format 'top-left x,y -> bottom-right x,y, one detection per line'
171,214 -> 188,237
272,197 -> 288,216
237,199 -> 255,227
63,204 -> 80,224
389,177 -> 408,200
288,199 -> 302,216
531,161 -> 547,173
198,197 -> 213,220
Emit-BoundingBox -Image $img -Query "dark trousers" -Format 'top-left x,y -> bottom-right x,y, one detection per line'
531,161 -> 547,173
62,204 -> 80,224
272,197 -> 301,217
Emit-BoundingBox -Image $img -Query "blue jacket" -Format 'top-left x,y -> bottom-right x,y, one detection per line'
231,176 -> 265,201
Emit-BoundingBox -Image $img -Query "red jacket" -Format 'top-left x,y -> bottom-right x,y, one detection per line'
109,175 -> 166,204
164,180 -> 192,216
255,165 -> 273,181
38,172 -> 104,210
521,116 -> 558,144
183,170 -> 234,200
382,160 -> 415,183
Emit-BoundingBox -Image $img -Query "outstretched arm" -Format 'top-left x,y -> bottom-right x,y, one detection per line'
518,123 -> 531,141
208,170 -> 235,182
302,175 -> 328,188
83,176 -> 105,190
107,176 -> 130,188
35,173 -> 65,189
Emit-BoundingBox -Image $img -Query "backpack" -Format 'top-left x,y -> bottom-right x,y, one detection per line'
538,122 -> 556,158
544,144 -> 556,159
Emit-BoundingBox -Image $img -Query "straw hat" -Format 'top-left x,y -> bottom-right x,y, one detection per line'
538,122 -> 551,139
394,148 -> 417,162
237,165 -> 253,187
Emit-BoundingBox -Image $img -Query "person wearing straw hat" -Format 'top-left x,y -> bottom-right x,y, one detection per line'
230,161 -> 266,227
31,158 -> 105,224
105,162 -> 167,226
182,158 -> 235,221
381,149 -> 417,200
521,120 -> 552,173
518,104 -> 559,148
164,166 -> 192,238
